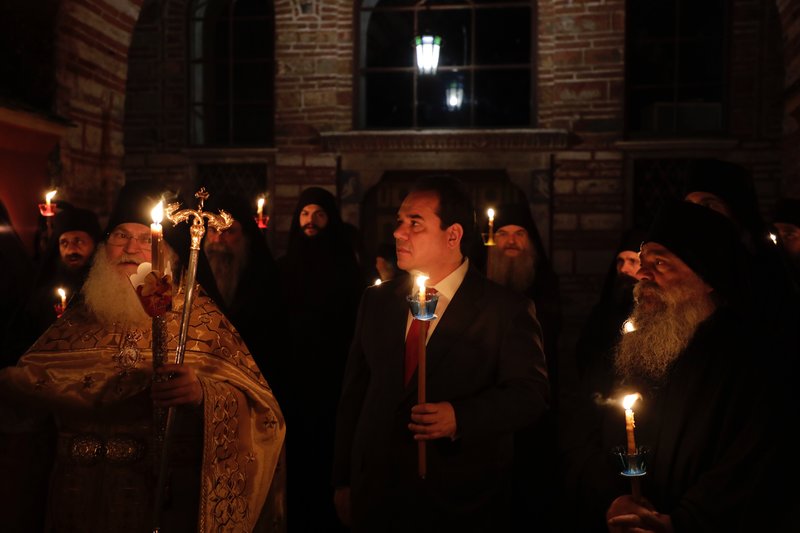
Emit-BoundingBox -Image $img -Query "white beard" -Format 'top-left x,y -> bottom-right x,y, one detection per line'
82,243 -> 150,327
614,279 -> 716,383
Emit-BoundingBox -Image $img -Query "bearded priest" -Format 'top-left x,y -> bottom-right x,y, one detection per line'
0,181 -> 286,533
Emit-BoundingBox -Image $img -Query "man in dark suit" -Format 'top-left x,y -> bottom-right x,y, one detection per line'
333,176 -> 550,533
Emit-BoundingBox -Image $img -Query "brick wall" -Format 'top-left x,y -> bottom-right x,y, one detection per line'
777,0 -> 800,195
38,0 -> 794,360
54,0 -> 142,219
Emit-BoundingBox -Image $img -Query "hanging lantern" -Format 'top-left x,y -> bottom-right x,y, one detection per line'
445,80 -> 464,111
415,34 -> 441,75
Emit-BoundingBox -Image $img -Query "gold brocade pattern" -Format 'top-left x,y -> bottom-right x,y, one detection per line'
0,293 -> 286,533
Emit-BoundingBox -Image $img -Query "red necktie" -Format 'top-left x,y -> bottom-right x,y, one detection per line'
404,288 -> 437,386
404,319 -> 422,386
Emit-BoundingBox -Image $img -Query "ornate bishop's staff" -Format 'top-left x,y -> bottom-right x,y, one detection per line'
152,188 -> 232,533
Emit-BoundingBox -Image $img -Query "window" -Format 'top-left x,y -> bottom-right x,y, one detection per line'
189,0 -> 275,146
626,0 -> 728,137
358,0 -> 534,129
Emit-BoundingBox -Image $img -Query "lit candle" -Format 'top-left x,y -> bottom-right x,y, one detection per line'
39,189 -> 58,217
622,319 -> 636,334
57,287 -> 67,314
622,393 -> 641,455
45,190 -> 56,210
416,275 -> 428,308
769,232 -> 778,245
150,201 -> 163,272
374,278 -> 382,286
257,197 -> 265,222
487,208 -> 495,244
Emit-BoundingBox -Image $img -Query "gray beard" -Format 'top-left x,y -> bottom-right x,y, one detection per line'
487,245 -> 536,293
614,280 -> 716,383
82,243 -> 150,327
205,240 -> 249,308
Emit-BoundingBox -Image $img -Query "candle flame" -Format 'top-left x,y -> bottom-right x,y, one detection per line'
769,233 -> 778,245
622,319 -> 636,333
416,275 -> 428,291
622,393 -> 641,410
374,278 -> 382,286
257,197 -> 265,210
151,201 -> 164,224
57,287 -> 66,299
487,208 -> 495,221
45,190 -> 57,203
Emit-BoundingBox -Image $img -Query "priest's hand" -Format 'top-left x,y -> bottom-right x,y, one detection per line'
152,364 -> 204,407
606,494 -> 673,533
409,402 -> 457,440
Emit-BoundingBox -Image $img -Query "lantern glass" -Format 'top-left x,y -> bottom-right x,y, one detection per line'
445,80 -> 464,111
415,35 -> 441,75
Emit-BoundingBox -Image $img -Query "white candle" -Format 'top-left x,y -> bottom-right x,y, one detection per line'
487,208 -> 495,243
415,275 -> 428,307
150,201 -> 163,272
257,197 -> 265,220
45,190 -> 56,209
57,287 -> 67,313
622,393 -> 641,455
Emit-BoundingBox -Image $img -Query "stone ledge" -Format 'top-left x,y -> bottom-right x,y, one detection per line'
320,129 -> 571,152
614,138 -> 739,151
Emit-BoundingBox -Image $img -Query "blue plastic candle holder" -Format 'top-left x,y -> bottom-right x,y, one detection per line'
406,294 -> 439,321
613,445 -> 649,477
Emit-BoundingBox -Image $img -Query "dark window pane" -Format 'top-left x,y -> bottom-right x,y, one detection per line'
210,18 -> 230,61
364,11 -> 414,68
364,72 -> 414,128
628,42 -> 675,87
234,20 -> 273,59
628,0 -> 675,41
233,62 -> 270,100
628,87 -> 676,132
233,105 -> 271,144
474,70 -> 529,126
233,0 -> 269,17
419,9 -> 471,67
626,0 -> 726,137
417,72 -> 471,127
676,83 -> 723,102
213,62 -> 231,102
193,103 -> 231,145
678,0 -> 724,39
677,39 -> 722,86
475,7 -> 530,65
424,0 -> 470,5
370,0 -> 417,6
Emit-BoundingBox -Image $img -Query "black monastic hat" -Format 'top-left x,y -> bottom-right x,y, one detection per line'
645,200 -> 747,299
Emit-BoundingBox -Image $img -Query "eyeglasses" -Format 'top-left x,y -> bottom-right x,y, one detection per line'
107,230 -> 153,247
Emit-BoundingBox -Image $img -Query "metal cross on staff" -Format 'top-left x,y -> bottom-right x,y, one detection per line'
152,187 -> 232,533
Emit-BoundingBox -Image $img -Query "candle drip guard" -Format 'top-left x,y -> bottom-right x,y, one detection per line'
406,293 -> 439,320
613,445 -> 649,477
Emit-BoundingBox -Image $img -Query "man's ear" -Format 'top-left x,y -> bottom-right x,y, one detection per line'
446,223 -> 463,249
